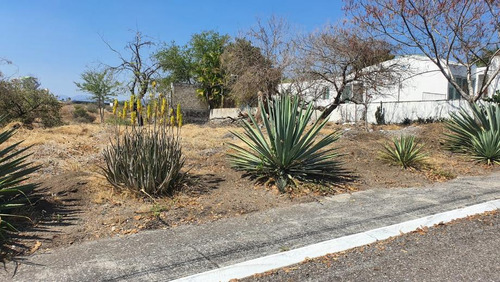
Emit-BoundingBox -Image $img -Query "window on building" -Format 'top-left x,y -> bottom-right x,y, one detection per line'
448,77 -> 468,100
321,86 -> 330,100
352,83 -> 364,103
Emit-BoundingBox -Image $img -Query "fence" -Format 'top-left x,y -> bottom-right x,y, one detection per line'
208,99 -> 472,124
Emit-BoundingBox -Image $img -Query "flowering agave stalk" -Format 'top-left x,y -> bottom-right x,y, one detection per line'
227,95 -> 347,192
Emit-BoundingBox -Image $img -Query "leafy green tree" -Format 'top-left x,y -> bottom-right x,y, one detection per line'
0,76 -> 62,127
155,42 -> 194,85
157,30 -> 229,108
75,69 -> 120,123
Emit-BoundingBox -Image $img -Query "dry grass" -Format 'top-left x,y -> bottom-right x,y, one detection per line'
3,117 -> 498,255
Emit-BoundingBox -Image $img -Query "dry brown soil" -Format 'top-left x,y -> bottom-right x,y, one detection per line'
2,106 -> 497,257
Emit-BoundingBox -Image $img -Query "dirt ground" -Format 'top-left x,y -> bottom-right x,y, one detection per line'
2,105 -> 498,257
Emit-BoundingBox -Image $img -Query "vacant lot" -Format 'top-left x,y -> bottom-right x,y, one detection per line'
3,108 -> 498,256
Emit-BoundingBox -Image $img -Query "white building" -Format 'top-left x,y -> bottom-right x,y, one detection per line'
283,55 -> 500,124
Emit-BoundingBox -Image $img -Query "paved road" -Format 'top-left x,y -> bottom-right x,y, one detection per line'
241,211 -> 500,282
1,172 -> 499,281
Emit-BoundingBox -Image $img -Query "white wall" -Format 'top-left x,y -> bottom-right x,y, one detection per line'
327,99 -> 470,124
209,99 -> 470,124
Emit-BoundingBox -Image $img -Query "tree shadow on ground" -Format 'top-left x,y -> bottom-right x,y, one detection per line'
1,176 -> 84,263
181,173 -> 225,196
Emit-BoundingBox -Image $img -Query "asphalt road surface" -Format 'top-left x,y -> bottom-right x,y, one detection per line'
241,211 -> 500,282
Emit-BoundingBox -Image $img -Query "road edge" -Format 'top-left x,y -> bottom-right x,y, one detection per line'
172,199 -> 500,282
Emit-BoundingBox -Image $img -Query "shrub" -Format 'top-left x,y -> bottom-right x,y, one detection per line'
0,77 -> 62,127
445,103 -> 500,165
401,117 -> 412,125
227,95 -> 347,193
106,116 -> 131,126
73,105 -> 96,123
86,103 -> 99,114
380,135 -> 427,169
0,118 -> 40,238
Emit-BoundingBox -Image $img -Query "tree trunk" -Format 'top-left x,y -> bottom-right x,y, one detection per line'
319,94 -> 342,120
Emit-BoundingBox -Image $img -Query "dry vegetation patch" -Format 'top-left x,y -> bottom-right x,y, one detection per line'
2,119 -> 497,256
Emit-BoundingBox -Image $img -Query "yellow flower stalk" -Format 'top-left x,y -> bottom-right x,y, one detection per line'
176,103 -> 183,127
122,102 -> 128,119
131,111 -> 137,125
137,99 -> 142,115
147,104 -> 152,121
160,98 -> 167,117
129,95 -> 135,112
170,115 -> 175,126
169,108 -> 174,120
112,99 -> 118,115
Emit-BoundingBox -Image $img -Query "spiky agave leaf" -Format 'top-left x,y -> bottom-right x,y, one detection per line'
470,130 -> 500,165
444,103 -> 500,153
0,117 -> 40,236
380,135 -> 427,169
444,103 -> 500,164
227,95 -> 347,192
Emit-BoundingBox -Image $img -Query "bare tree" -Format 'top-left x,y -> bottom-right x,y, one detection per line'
104,31 -> 161,100
221,38 -> 280,106
345,0 -> 500,102
297,25 -> 402,119
246,15 -> 294,98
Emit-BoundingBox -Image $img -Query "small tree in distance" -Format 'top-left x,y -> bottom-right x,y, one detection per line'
75,69 -> 120,123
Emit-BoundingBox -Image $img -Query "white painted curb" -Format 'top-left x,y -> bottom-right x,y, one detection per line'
172,199 -> 500,282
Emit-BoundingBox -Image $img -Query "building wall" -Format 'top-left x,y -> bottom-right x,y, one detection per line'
328,99 -> 470,124
170,83 -> 210,123
170,83 -> 208,111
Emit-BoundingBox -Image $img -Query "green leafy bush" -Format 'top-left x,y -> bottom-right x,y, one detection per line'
380,135 -> 427,169
73,105 -> 96,123
0,77 -> 62,127
227,95 -> 347,192
0,118 -> 40,237
86,103 -> 99,114
102,123 -> 185,197
444,103 -> 500,165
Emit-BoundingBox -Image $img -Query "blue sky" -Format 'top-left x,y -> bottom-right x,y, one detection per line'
0,0 -> 345,99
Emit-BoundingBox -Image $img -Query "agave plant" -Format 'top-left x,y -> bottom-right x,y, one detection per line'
470,128 -> 500,165
444,103 -> 500,164
102,123 -> 185,197
227,95 -> 346,192
0,119 -> 39,236
380,135 -> 427,169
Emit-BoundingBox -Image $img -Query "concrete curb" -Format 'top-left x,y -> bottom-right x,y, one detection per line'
173,199 -> 500,282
